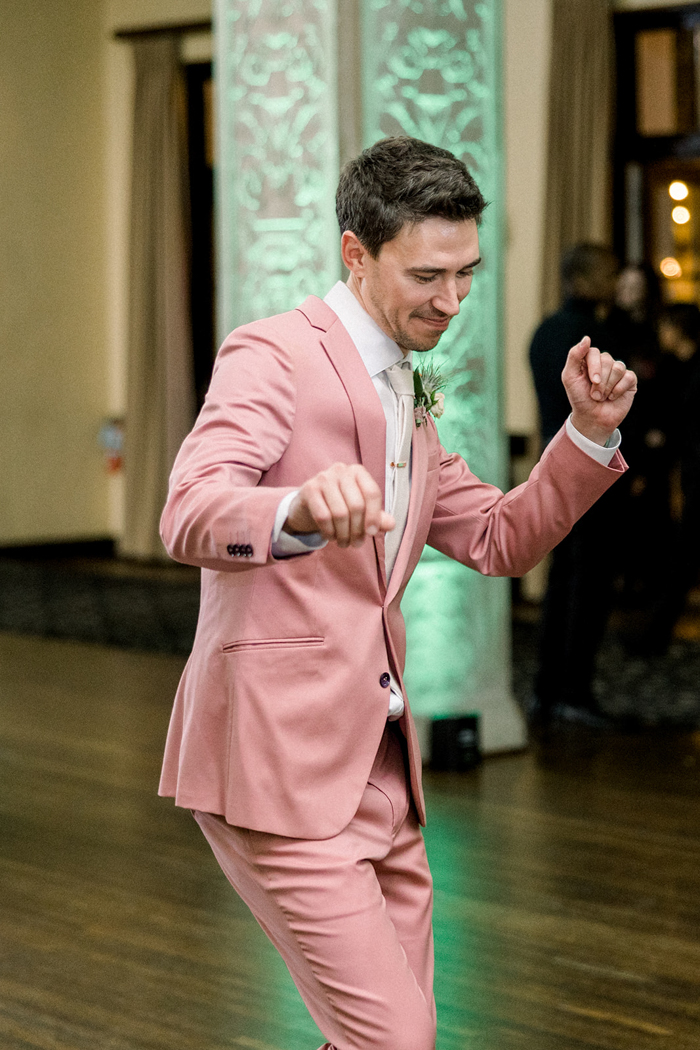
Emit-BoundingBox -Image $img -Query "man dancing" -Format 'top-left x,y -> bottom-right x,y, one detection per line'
159,137 -> 636,1049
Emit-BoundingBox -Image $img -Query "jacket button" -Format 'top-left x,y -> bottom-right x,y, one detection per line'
379,672 -> 391,688
227,544 -> 237,556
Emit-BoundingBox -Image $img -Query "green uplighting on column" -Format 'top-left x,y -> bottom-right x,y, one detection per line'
214,0 -> 340,335
361,0 -> 512,736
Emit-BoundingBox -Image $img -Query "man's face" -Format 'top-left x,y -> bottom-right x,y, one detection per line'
346,217 -> 481,354
572,257 -> 619,306
589,258 -> 619,306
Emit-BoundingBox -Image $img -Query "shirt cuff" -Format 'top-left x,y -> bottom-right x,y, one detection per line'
565,416 -> 620,467
271,490 -> 328,558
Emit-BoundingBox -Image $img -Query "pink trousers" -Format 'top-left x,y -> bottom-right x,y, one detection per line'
194,723 -> 436,1050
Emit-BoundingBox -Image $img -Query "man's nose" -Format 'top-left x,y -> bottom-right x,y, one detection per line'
432,284 -> 460,317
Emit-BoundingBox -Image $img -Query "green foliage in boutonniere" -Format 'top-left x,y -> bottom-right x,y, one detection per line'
413,361 -> 449,427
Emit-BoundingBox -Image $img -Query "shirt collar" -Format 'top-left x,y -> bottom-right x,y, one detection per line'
324,281 -> 412,377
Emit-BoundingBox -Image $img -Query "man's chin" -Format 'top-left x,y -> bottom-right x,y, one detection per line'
406,334 -> 444,353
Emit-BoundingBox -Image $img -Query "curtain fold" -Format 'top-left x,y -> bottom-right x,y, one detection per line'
541,0 -> 614,315
121,34 -> 195,560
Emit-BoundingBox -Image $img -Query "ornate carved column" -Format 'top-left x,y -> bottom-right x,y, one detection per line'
214,0 -> 339,335
214,0 -> 522,752
362,0 -> 524,752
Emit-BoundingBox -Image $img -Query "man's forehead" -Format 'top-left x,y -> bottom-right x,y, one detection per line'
400,215 -> 479,239
385,216 -> 480,259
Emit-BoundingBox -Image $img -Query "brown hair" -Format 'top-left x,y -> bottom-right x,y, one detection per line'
336,136 -> 487,257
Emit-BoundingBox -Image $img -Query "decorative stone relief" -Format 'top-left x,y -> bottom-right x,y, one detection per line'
215,0 -> 339,334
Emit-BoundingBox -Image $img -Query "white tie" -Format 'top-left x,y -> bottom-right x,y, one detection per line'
384,361 -> 414,577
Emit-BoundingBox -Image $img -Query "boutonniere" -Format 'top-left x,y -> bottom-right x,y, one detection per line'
413,361 -> 448,427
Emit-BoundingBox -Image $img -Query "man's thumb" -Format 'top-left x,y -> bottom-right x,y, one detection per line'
571,335 -> 591,359
563,335 -> 591,375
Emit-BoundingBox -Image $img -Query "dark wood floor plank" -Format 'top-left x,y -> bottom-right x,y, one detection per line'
2,631 -> 700,1049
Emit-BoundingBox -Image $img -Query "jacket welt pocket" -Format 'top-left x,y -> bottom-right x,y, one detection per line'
222,636 -> 325,654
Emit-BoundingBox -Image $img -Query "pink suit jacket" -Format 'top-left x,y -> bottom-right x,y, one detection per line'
159,295 -> 626,839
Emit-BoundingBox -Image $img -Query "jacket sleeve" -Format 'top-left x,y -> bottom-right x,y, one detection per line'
160,324 -> 299,571
427,424 -> 627,578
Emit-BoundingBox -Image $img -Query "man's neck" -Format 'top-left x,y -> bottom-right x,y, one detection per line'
345,276 -> 410,357
346,275 -> 380,330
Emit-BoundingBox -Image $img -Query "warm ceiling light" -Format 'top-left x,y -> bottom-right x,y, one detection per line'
669,180 -> 689,200
672,205 -> 691,224
660,256 -> 682,278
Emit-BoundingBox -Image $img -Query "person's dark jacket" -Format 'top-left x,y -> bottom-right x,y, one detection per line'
662,352 -> 700,495
529,298 -> 615,443
682,355 -> 700,480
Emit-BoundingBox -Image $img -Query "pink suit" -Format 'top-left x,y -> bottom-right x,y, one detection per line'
159,295 -> 626,1048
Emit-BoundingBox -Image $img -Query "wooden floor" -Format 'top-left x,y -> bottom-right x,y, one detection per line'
1,632 -> 699,1050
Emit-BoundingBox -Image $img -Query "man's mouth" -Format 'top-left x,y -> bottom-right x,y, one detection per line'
416,315 -> 450,332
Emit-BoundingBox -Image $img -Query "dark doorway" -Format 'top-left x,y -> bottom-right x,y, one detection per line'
614,4 -> 700,303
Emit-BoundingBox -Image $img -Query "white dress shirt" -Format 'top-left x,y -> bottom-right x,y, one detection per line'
271,280 -> 622,718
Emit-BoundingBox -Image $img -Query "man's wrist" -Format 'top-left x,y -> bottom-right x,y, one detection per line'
569,412 -> 612,447
565,416 -> 620,467
274,491 -> 322,539
282,518 -> 319,535
272,491 -> 301,544
282,508 -> 319,535
271,491 -> 326,558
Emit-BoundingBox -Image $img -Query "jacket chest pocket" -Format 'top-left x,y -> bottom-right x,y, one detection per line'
222,636 -> 325,654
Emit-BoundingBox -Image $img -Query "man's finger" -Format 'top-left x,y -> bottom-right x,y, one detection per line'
355,469 -> 385,538
379,510 -> 396,534
322,478 -> 356,547
338,473 -> 369,546
562,335 -> 591,375
585,344 -> 602,387
590,351 -> 614,400
598,358 -> 626,399
303,485 -> 337,541
608,367 -> 638,401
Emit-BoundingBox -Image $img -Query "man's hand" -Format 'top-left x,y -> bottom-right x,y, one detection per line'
563,336 -> 638,446
283,463 -> 395,549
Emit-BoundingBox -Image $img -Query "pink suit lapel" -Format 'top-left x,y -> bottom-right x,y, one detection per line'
296,296 -> 389,589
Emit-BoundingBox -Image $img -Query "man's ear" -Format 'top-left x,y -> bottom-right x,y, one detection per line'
341,231 -> 369,277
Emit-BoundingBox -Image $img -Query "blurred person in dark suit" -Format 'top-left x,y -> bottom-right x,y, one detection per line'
607,264 -> 670,604
638,303 -> 700,654
529,244 -> 627,727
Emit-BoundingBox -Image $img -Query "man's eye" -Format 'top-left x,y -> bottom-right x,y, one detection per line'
458,270 -> 474,279
413,274 -> 433,283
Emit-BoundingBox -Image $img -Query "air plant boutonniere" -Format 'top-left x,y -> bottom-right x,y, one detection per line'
413,360 -> 449,427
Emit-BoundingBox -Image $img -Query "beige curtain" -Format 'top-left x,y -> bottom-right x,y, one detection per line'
541,0 -> 614,315
121,34 -> 195,560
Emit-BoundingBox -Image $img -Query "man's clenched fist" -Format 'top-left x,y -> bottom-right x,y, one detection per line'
283,463 -> 395,549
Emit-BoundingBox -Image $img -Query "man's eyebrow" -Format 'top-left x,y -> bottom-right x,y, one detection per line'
407,257 -> 482,274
